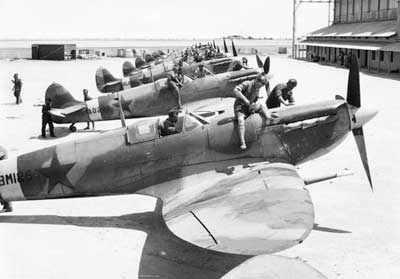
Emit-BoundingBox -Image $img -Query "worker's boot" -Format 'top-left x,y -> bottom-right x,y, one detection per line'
0,202 -> 13,213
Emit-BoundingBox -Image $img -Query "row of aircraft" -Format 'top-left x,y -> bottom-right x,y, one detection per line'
0,38 -> 377,278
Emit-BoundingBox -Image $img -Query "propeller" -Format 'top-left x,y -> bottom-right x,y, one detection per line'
346,53 -> 377,191
122,61 -> 136,77
231,40 -> 238,57
223,38 -> 228,53
263,57 -> 270,74
256,54 -> 263,68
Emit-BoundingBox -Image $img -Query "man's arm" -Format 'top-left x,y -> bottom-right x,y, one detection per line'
287,93 -> 295,105
233,85 -> 250,105
275,89 -> 289,106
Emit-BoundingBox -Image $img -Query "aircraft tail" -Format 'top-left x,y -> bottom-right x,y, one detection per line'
45,83 -> 81,109
135,57 -> 146,68
95,66 -> 123,93
122,61 -> 136,77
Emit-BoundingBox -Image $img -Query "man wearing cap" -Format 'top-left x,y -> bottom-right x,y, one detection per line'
266,79 -> 297,109
160,109 -> 180,136
194,63 -> 212,78
233,74 -> 272,150
41,98 -> 55,138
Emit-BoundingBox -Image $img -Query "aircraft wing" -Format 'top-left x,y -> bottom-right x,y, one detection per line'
140,162 -> 314,256
50,103 -> 86,117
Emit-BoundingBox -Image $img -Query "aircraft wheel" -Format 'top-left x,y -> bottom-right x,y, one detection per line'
69,125 -> 77,132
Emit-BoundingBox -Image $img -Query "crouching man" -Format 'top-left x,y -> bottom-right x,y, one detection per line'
233,74 -> 272,150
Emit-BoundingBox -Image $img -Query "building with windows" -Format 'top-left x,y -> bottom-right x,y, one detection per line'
296,0 -> 400,74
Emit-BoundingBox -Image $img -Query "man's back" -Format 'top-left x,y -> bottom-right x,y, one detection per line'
267,83 -> 294,108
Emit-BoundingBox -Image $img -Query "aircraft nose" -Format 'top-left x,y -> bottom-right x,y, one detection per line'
351,107 -> 378,129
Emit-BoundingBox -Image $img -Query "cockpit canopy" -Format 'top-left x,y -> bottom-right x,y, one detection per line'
126,112 -> 204,144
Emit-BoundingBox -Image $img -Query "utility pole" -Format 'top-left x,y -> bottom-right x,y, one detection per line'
292,0 -> 296,58
292,0 -> 333,59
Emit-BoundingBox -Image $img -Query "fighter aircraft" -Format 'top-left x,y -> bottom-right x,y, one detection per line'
0,53 -> 376,271
97,41 -> 243,94
48,57 -> 270,131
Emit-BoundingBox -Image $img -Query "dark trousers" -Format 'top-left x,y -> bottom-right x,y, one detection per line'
42,119 -> 55,137
14,90 -> 21,104
168,82 -> 182,108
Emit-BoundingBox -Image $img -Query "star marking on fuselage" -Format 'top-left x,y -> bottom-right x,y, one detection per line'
38,152 -> 76,194
112,95 -> 133,114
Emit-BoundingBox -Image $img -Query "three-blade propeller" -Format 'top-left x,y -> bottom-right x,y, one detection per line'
346,53 -> 377,191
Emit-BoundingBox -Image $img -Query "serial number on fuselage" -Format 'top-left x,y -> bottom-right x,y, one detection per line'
0,171 -> 33,186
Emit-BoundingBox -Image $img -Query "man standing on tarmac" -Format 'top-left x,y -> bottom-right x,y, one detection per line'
83,89 -> 95,130
41,98 -> 55,138
233,74 -> 272,150
12,73 -> 22,104
266,79 -> 297,109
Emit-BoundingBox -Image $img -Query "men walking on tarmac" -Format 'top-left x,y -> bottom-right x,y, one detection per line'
233,74 -> 272,150
266,79 -> 297,109
41,98 -> 55,138
12,73 -> 22,104
167,67 -> 183,109
194,63 -> 212,78
83,89 -> 95,130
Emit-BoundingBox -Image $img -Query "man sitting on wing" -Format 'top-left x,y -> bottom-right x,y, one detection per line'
233,74 -> 272,150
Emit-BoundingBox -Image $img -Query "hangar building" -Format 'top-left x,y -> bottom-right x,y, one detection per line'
296,0 -> 400,74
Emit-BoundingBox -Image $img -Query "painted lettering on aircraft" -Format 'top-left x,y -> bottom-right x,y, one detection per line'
0,170 -> 33,186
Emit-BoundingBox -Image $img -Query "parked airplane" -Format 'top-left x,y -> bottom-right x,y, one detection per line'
49,57 -> 270,131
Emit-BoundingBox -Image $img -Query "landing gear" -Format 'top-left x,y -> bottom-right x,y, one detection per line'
0,201 -> 12,213
69,123 -> 77,132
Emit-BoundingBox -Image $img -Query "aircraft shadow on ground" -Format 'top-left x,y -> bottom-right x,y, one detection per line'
0,199 -> 251,279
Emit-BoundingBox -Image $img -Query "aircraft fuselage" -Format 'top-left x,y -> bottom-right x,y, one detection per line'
0,100 -> 351,203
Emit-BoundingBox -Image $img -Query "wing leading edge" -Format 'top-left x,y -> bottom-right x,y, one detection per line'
157,162 -> 315,255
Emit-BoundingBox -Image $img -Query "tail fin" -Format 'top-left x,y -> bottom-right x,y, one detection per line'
45,83 -> 81,109
144,53 -> 155,63
135,57 -> 146,68
122,61 -> 136,77
95,66 -> 122,93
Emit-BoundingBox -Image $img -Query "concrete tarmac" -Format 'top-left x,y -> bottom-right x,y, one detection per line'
0,55 -> 399,278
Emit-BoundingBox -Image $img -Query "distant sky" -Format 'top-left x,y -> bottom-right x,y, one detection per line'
0,0 -> 331,39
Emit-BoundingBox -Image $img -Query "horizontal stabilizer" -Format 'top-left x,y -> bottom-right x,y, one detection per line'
50,103 -> 86,117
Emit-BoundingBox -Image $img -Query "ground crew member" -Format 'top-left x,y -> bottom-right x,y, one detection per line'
167,67 -> 183,109
12,73 -> 22,104
233,74 -> 272,150
266,79 -> 297,109
83,89 -> 95,130
194,63 -> 212,78
41,98 -> 55,138
160,109 -> 179,136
